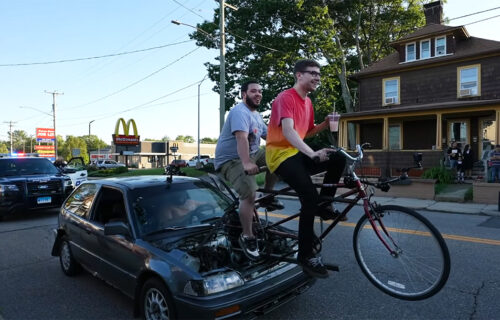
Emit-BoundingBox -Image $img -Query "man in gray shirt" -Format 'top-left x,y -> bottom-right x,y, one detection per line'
215,80 -> 282,260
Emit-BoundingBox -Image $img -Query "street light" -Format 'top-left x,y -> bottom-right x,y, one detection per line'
19,105 -> 57,157
172,0 -> 238,133
197,75 -> 209,168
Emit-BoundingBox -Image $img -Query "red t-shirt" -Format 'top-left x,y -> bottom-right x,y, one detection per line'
266,88 -> 314,172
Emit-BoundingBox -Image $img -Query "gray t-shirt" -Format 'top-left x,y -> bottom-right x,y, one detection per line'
215,102 -> 267,170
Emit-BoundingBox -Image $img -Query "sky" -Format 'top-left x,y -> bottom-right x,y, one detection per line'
1,0 -> 499,146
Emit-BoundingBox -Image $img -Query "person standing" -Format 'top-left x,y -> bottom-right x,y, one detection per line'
489,144 -> 500,183
463,144 -> 474,179
215,80 -> 282,261
266,59 -> 347,278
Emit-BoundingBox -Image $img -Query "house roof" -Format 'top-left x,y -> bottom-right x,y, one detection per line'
390,24 -> 468,46
341,99 -> 500,119
352,36 -> 500,79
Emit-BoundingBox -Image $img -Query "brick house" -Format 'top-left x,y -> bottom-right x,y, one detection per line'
339,1 -> 500,178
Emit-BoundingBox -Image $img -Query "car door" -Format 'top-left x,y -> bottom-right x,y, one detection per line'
90,186 -> 147,295
62,183 -> 103,272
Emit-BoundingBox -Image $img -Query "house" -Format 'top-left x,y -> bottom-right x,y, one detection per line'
340,1 -> 500,178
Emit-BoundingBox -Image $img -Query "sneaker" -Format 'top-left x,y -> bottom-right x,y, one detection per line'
238,234 -> 260,261
258,196 -> 285,211
299,255 -> 329,278
317,206 -> 347,221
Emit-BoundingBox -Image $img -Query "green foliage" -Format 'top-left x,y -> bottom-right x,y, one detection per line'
88,166 -> 129,177
181,167 -> 207,177
421,166 -> 453,184
255,172 -> 266,187
0,143 -> 8,154
201,137 -> 218,144
464,187 -> 473,201
59,136 -> 88,162
175,135 -> 195,143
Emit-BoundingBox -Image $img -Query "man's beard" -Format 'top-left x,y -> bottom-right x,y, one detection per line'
245,97 -> 260,109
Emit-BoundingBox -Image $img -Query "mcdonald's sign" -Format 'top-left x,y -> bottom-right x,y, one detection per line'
112,118 -> 140,146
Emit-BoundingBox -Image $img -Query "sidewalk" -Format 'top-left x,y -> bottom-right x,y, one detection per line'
272,181 -> 500,217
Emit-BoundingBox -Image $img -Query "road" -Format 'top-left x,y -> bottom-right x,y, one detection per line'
0,201 -> 499,320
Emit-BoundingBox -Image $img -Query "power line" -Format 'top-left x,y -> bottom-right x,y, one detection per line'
463,13 -> 500,26
65,46 -> 201,110
448,6 -> 500,21
171,0 -> 206,20
0,40 -> 193,67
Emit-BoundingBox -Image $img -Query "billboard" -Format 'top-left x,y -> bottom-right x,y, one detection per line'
36,128 -> 55,141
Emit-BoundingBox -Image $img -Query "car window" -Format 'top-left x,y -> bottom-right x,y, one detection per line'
0,158 -> 59,176
92,187 -> 128,225
130,181 -> 232,236
64,184 -> 99,219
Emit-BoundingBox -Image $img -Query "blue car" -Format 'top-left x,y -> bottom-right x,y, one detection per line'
52,176 -> 314,319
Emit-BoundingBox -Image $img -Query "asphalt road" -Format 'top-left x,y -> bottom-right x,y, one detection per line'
1,200 -> 499,320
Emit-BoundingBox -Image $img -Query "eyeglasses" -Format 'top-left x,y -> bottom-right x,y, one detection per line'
301,70 -> 321,77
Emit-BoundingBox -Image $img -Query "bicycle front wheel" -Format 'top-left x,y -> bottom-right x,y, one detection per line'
353,205 -> 450,300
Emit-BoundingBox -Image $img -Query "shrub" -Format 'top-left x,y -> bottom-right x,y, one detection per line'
421,166 -> 453,184
464,187 -> 473,201
114,166 -> 128,174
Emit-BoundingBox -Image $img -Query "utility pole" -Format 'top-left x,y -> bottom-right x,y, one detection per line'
3,121 -> 17,154
219,0 -> 226,133
45,90 -> 63,158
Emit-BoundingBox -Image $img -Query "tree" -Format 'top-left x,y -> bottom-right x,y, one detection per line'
175,135 -> 195,143
59,136 -> 88,162
201,137 -> 218,144
0,143 -> 8,154
81,135 -> 109,153
191,0 -> 426,147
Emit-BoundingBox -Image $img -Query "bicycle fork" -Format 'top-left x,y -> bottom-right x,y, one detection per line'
363,199 -> 401,257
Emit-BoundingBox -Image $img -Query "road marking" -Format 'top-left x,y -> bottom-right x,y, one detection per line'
258,211 -> 500,246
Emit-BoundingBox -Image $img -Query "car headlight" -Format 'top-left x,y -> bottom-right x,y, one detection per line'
64,179 -> 73,187
0,184 -> 20,197
184,271 -> 244,296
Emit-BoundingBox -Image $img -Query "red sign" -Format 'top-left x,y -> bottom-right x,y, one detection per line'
38,153 -> 55,158
112,134 -> 140,145
34,145 -> 55,151
36,128 -> 55,139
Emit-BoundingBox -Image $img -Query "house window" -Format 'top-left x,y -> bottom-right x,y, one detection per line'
383,77 -> 400,105
435,36 -> 446,56
457,64 -> 481,97
406,43 -> 416,61
389,124 -> 401,150
420,39 -> 430,59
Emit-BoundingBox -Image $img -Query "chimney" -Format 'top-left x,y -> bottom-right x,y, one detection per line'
423,1 -> 443,25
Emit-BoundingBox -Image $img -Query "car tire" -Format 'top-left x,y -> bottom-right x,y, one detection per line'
140,278 -> 176,320
59,240 -> 81,276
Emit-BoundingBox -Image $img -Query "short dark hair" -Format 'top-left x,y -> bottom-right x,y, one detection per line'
294,59 -> 320,74
241,80 -> 259,94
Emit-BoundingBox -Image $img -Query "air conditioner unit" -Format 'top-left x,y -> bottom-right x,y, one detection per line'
460,89 -> 472,97
385,97 -> 395,105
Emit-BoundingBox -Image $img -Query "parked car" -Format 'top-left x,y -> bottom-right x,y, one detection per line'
0,157 -> 73,220
186,155 -> 211,167
95,160 -> 126,169
169,159 -> 187,167
51,176 -> 314,319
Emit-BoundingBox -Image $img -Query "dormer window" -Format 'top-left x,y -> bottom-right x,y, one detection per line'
406,43 -> 416,61
435,36 -> 446,56
420,39 -> 430,59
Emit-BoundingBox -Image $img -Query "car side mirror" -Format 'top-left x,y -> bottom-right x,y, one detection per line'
104,221 -> 131,237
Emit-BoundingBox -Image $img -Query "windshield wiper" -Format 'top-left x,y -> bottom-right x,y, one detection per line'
144,224 -> 211,237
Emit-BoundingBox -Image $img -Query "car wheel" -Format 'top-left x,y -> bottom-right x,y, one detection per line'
59,240 -> 81,276
141,278 -> 175,320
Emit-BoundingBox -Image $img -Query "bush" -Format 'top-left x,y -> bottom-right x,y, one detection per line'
114,166 -> 128,174
199,163 -> 215,173
421,166 -> 453,184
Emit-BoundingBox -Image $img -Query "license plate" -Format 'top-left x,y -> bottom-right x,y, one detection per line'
37,196 -> 52,204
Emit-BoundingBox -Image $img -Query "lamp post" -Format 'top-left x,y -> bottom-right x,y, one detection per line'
88,120 -> 95,163
197,75 -> 209,168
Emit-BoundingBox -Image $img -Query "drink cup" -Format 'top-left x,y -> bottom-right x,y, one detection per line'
329,112 -> 340,132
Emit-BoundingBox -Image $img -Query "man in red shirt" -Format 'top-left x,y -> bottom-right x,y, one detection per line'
266,59 -> 346,278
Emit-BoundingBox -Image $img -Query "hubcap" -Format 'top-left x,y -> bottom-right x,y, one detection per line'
145,287 -> 169,320
61,243 -> 71,270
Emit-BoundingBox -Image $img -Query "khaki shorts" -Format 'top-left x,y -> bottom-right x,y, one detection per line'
218,148 -> 267,200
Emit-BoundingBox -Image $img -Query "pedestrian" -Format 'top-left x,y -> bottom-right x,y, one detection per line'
214,80 -> 283,261
266,59 -> 347,278
489,144 -> 500,183
463,144 -> 474,179
447,141 -> 461,170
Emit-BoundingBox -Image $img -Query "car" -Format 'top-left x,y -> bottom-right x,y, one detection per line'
58,157 -> 88,187
0,157 -> 73,220
96,160 -> 126,169
51,176 -> 314,319
170,159 -> 187,167
186,155 -> 211,167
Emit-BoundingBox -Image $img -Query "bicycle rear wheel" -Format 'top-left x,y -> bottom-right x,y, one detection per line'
353,205 -> 450,300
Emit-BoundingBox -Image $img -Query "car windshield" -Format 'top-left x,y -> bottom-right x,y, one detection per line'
130,180 -> 233,236
0,158 -> 59,176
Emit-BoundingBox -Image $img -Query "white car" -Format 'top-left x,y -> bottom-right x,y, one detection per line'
63,157 -> 88,187
96,160 -> 126,169
186,155 -> 211,167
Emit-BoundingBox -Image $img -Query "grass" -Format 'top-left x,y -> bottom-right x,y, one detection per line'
464,187 -> 473,201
